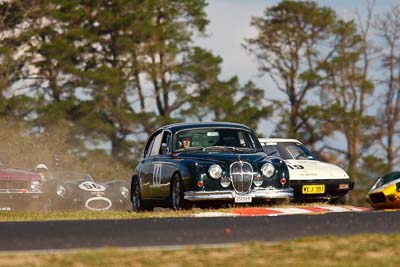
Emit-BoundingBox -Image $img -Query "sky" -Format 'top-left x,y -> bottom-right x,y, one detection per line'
195,0 -> 399,136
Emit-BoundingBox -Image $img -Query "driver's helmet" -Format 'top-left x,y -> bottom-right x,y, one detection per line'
35,163 -> 48,172
34,163 -> 49,180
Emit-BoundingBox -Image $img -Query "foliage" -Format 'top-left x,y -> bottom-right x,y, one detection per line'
244,0 -> 336,147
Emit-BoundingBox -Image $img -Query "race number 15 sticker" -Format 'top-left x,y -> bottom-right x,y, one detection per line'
287,164 -> 304,170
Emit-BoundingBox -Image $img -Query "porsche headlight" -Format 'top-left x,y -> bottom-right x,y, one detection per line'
30,180 -> 41,192
208,164 -> 223,179
261,163 -> 275,178
57,185 -> 66,197
120,186 -> 130,199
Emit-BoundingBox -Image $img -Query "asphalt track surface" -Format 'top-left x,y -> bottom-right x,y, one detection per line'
1,210 -> 399,251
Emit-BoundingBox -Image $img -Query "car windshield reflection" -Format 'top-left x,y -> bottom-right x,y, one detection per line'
262,142 -> 316,160
174,128 -> 260,152
373,171 -> 400,189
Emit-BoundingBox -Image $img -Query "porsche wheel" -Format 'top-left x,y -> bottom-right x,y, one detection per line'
330,194 -> 347,205
131,176 -> 144,212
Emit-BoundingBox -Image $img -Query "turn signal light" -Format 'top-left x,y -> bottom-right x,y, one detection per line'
280,178 -> 287,185
339,184 -> 349,190
197,181 -> 204,188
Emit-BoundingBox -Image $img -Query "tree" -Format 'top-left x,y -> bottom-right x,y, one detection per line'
183,48 -> 272,130
318,12 -> 375,188
0,0 -> 38,119
374,4 -> 400,170
244,0 -> 336,149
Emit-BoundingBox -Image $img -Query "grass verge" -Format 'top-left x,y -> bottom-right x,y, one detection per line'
0,234 -> 398,267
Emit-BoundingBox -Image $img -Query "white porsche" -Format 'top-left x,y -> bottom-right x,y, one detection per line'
258,138 -> 354,204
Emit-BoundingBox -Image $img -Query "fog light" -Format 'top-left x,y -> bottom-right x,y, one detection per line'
254,175 -> 263,187
280,177 -> 287,185
220,176 -> 230,188
197,181 -> 204,187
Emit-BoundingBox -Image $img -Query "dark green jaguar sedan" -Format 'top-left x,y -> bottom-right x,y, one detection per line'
131,122 -> 293,211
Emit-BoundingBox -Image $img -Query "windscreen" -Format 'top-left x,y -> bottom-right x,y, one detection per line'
262,142 -> 316,160
174,128 -> 259,151
374,171 -> 400,188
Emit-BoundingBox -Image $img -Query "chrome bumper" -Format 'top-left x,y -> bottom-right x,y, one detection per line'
184,188 -> 293,201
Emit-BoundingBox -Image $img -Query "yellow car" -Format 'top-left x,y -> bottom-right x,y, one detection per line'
366,171 -> 400,209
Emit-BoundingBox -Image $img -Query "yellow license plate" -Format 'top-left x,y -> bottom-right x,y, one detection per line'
302,184 -> 325,194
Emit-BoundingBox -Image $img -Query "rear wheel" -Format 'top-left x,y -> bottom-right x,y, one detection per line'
131,176 -> 144,212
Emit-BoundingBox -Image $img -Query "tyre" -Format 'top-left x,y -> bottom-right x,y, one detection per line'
330,194 -> 347,205
131,175 -> 144,212
170,174 -> 191,210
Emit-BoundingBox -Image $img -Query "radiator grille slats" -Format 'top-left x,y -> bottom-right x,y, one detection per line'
230,161 -> 253,193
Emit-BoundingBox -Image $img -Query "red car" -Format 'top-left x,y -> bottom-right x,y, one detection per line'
0,163 -> 45,211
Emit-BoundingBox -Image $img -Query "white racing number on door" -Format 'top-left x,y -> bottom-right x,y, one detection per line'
152,163 -> 162,187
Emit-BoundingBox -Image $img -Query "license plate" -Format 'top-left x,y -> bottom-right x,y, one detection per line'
302,184 -> 325,194
235,195 -> 252,203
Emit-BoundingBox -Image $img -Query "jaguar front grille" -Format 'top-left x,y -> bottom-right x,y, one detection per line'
230,161 -> 253,193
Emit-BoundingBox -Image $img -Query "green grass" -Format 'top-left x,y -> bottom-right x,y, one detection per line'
0,234 -> 398,267
0,210 -> 193,222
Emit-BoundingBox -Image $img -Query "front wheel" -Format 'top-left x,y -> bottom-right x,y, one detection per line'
131,176 -> 144,212
170,174 -> 191,210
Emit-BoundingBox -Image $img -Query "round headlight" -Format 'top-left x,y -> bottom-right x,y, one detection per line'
120,186 -> 130,199
261,162 -> 275,178
30,180 -> 41,192
57,185 -> 66,197
208,164 -> 223,179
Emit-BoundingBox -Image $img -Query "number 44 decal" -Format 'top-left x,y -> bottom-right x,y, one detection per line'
287,164 -> 304,170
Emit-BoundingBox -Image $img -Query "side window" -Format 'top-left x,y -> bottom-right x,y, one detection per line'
144,130 -> 162,158
159,131 -> 171,155
149,132 -> 163,157
243,131 -> 257,149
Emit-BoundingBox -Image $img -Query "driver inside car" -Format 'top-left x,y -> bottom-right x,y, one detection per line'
181,136 -> 192,149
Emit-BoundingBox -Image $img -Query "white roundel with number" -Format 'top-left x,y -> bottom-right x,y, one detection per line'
78,181 -> 106,192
